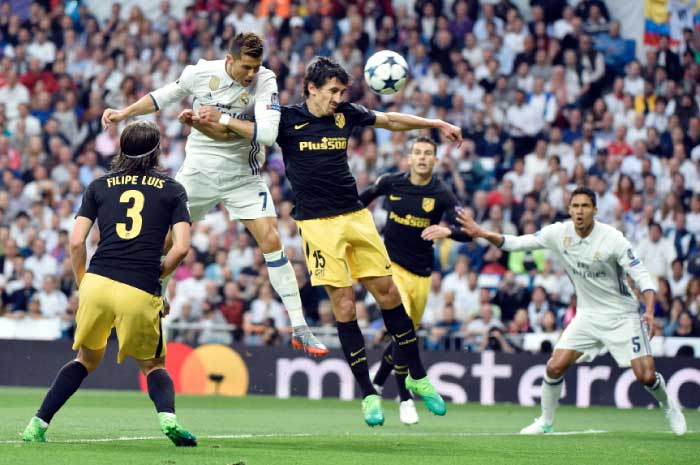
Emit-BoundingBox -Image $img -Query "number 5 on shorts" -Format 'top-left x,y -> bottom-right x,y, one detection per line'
631,336 -> 641,353
258,192 -> 267,211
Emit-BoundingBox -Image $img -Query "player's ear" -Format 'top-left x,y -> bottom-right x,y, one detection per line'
307,82 -> 316,96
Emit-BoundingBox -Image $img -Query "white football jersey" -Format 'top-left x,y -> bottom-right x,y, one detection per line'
502,221 -> 657,319
150,59 -> 280,176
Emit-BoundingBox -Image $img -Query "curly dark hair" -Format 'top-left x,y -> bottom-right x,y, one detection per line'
302,56 -> 351,97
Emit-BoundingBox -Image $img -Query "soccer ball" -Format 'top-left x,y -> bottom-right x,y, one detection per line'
364,50 -> 409,95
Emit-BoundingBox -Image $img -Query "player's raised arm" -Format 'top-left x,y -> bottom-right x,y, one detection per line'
372,111 -> 462,145
102,64 -> 196,129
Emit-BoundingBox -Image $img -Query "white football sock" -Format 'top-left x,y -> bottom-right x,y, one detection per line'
264,250 -> 307,327
541,374 -> 563,425
644,372 -> 669,408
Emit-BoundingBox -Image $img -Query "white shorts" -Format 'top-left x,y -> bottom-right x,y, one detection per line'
176,166 -> 276,221
555,314 -> 652,367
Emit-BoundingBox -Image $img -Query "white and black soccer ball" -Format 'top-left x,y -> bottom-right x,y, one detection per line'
364,50 -> 409,95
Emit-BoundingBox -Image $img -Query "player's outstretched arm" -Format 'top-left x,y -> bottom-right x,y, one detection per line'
69,216 -> 94,287
459,210 -> 558,252
372,112 -> 462,145
102,94 -> 158,129
457,210 -> 503,246
161,221 -> 191,278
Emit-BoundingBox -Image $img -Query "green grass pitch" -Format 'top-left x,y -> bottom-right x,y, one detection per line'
1,387 -> 698,465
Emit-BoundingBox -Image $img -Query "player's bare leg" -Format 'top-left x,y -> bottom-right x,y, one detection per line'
137,357 -> 197,446
362,275 -> 445,416
632,355 -> 686,435
23,346 -> 104,442
244,216 -> 328,356
521,348 -> 580,435
326,285 -> 383,426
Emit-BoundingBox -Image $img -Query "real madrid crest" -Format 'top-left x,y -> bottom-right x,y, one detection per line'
208,76 -> 220,91
563,236 -> 572,248
240,92 -> 250,105
334,113 -> 345,128
593,250 -> 602,261
422,197 -> 435,212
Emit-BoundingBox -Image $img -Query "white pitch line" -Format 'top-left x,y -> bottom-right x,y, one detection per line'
4,429 -> 697,444
0,430 -> 616,444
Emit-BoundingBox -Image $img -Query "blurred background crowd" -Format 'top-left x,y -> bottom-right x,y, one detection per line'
1,0 -> 700,355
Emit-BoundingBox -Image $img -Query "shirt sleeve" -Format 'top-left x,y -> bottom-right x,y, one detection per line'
501,223 -> 562,252
253,72 -> 281,146
170,182 -> 191,226
615,233 -> 657,294
359,173 -> 391,206
76,182 -> 98,221
343,102 -> 377,128
149,64 -> 196,110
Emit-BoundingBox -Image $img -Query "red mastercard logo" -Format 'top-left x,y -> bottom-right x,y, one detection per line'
139,342 -> 249,396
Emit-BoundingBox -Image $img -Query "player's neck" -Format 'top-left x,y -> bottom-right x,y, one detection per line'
305,99 -> 326,118
574,221 -> 595,239
409,171 -> 431,186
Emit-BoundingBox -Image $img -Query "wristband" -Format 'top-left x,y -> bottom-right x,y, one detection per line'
219,114 -> 231,126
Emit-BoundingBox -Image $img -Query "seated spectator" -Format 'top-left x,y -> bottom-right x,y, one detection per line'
594,20 -> 627,75
198,302 -> 233,346
507,308 -> 532,334
463,302 -> 505,351
425,303 -> 463,351
672,311 -> 699,337
36,275 -> 67,319
527,286 -> 551,332
7,270 -> 36,317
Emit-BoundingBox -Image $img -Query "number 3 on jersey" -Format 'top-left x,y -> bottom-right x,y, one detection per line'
116,190 -> 145,239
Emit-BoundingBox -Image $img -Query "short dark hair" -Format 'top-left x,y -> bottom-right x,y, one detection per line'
303,56 -> 351,97
111,121 -> 161,174
228,32 -> 263,59
569,186 -> 597,207
411,137 -> 437,154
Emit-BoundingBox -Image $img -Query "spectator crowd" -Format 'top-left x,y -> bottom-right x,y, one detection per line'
1,0 -> 700,353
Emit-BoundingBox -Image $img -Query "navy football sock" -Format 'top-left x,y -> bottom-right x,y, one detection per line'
372,341 -> 394,388
147,369 -> 175,414
381,305 -> 427,380
37,360 -> 89,423
337,320 -> 376,398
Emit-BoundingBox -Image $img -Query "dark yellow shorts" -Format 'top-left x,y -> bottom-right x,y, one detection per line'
391,262 -> 431,328
73,273 -> 165,363
297,209 -> 393,287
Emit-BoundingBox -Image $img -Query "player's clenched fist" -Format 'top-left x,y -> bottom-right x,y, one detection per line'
101,108 -> 125,129
178,109 -> 195,125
